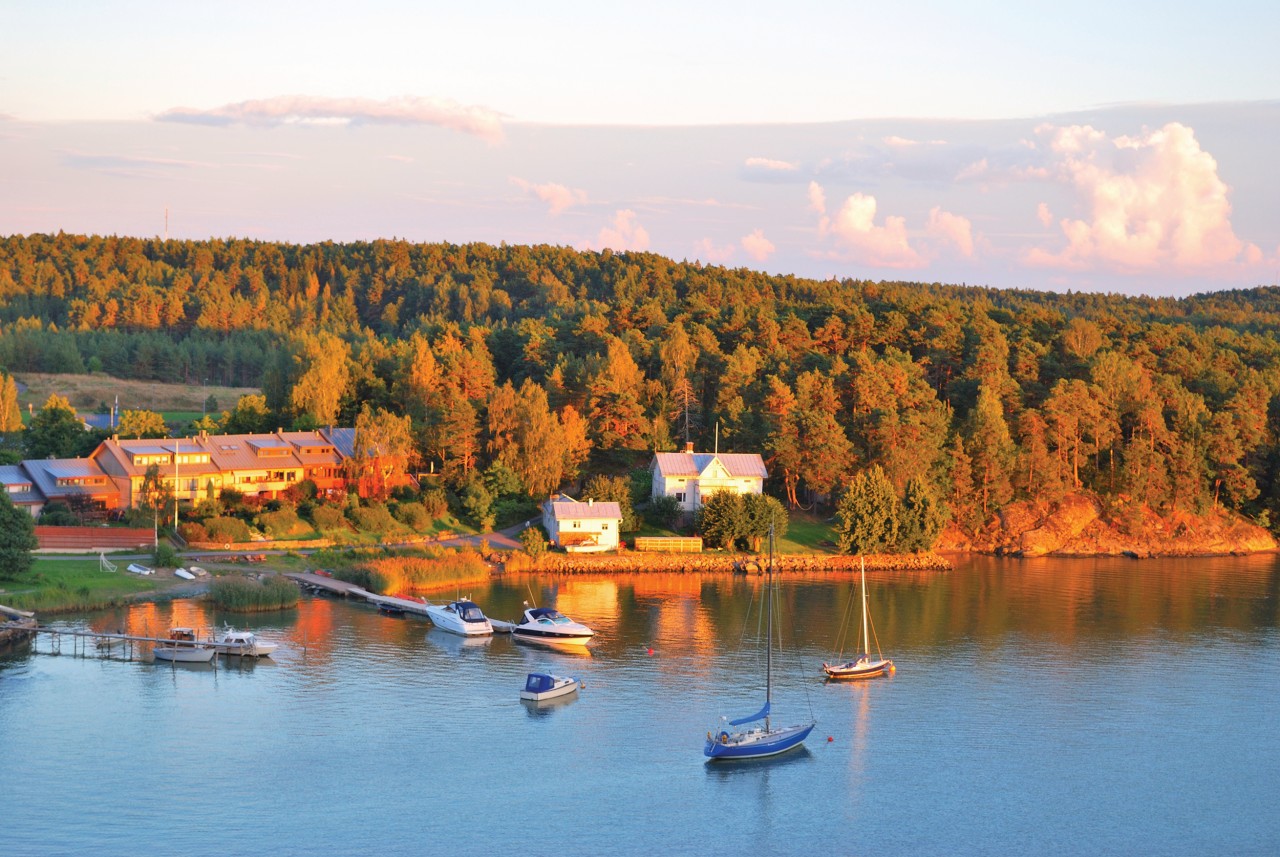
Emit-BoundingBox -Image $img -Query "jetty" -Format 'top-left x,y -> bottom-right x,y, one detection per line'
284,572 -> 514,632
1,604 -> 38,647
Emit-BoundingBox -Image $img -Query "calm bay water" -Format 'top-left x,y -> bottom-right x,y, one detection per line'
2,555 -> 1278,856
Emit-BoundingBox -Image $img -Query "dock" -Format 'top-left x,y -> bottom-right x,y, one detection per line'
283,572 -> 513,632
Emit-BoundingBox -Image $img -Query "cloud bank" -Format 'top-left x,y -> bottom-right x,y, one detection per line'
157,95 -> 505,143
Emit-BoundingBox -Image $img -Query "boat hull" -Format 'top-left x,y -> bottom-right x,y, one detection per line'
511,629 -> 593,648
519,680 -> 579,702
424,605 -> 493,636
704,722 -> 815,760
154,646 -> 217,663
823,658 -> 893,680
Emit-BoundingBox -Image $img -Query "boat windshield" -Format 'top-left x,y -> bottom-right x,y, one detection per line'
530,608 -> 569,624
458,604 -> 486,622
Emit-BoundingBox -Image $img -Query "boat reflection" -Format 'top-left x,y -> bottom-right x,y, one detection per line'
520,693 -> 580,717
425,628 -> 492,657
702,745 -> 815,778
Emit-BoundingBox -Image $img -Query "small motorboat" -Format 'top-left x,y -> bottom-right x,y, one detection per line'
424,599 -> 493,636
213,629 -> 278,658
511,607 -> 594,648
126,563 -> 154,575
519,672 -> 579,702
154,627 -> 216,663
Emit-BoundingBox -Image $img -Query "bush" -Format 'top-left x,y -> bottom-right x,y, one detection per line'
348,502 -> 398,533
393,502 -> 432,532
310,504 -> 347,532
420,488 -> 448,518
207,575 -> 300,611
154,542 -> 180,568
204,516 -> 252,545
257,508 -> 311,538
178,521 -> 209,543
519,526 -> 547,562
38,501 -> 79,526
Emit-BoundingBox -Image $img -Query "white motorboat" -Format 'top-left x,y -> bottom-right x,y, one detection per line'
126,563 -> 154,575
154,627 -> 216,662
511,607 -> 594,648
519,672 -> 579,702
424,599 -> 493,636
213,629 -> 279,658
174,568 -> 196,580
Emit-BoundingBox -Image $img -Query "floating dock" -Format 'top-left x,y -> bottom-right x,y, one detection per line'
283,572 -> 513,632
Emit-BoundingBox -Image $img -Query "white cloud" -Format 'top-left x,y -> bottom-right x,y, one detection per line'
927,207 -> 974,257
156,95 -> 505,143
744,156 -> 798,172
597,209 -> 650,252
1037,202 -> 1054,227
1027,122 -> 1258,271
511,177 -> 588,214
741,229 -> 776,263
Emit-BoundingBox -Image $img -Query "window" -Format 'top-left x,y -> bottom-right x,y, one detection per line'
602,523 -> 610,530
675,492 -> 686,503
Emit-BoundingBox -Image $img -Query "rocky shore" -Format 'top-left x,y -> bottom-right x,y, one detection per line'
939,492 -> 1278,558
533,550 -> 951,575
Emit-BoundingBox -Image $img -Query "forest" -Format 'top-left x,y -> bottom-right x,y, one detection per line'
2,232 -> 1280,542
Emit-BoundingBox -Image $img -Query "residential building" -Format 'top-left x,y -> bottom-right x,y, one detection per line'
542,494 -> 623,553
650,443 -> 768,513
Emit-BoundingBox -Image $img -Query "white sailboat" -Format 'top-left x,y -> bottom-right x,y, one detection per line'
823,557 -> 895,680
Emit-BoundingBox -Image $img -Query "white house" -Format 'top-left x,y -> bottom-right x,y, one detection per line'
542,494 -> 623,553
650,443 -> 768,513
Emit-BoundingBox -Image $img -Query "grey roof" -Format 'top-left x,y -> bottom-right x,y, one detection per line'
0,464 -> 40,505
81,413 -> 118,431
652,452 -> 768,479
22,458 -> 118,500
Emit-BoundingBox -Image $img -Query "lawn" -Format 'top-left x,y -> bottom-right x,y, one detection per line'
1,557 -> 181,613
777,513 -> 838,554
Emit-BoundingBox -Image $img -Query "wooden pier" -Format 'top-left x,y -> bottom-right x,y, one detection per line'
284,572 -> 514,632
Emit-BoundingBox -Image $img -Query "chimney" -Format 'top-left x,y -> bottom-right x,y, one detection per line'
588,497 -> 593,506
684,441 -> 695,453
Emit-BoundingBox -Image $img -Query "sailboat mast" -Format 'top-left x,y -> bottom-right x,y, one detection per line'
861,557 -> 870,656
766,523 -> 773,728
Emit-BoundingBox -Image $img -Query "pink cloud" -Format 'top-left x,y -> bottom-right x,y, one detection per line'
1026,122 -> 1259,272
744,157 -> 798,172
694,238 -> 734,264
741,229 -> 776,263
927,207 -> 973,257
807,181 -> 826,214
598,209 -> 650,252
511,177 -> 588,214
157,95 -> 505,143
1037,202 -> 1054,227
814,185 -> 923,268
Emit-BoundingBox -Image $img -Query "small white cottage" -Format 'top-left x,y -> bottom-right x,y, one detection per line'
650,443 -> 767,512
542,494 -> 623,553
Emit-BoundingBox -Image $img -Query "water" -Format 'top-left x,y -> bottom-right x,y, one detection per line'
3,555 -> 1278,856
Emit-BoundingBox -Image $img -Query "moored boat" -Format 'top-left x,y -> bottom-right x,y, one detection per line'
823,557 -> 895,681
424,599 -> 493,636
519,672 -> 579,702
154,627 -> 217,663
511,607 -> 594,648
213,629 -> 278,658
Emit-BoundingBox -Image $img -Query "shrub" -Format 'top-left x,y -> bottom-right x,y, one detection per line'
204,516 -> 252,544
420,488 -> 448,518
348,502 -> 398,533
393,502 -> 432,532
207,575 -> 300,611
38,501 -> 79,526
154,542 -> 180,568
178,522 -> 209,543
257,508 -> 310,538
519,526 -> 547,562
332,565 -> 394,594
310,504 -> 347,532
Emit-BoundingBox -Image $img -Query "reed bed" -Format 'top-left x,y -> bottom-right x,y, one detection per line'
206,574 -> 300,611
337,547 -> 490,595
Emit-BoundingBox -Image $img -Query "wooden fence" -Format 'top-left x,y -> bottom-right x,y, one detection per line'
633,536 -> 704,553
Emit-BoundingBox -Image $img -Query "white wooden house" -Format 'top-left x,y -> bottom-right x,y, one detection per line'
542,494 -> 623,553
650,443 -> 767,512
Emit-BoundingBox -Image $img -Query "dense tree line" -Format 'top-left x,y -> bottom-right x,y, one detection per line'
4,233 -> 1280,543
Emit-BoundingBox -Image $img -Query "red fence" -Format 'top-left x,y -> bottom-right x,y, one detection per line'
34,526 -> 154,551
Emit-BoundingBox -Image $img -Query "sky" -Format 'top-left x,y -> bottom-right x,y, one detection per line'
2,1 -> 1278,296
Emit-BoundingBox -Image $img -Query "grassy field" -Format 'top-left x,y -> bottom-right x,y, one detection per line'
777,512 -> 838,554
14,372 -> 260,418
0,558 -> 184,613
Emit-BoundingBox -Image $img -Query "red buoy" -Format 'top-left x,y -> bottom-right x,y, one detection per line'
647,647 -> 654,656
827,736 -> 834,742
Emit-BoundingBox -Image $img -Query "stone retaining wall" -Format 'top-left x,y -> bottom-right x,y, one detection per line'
536,551 -> 951,575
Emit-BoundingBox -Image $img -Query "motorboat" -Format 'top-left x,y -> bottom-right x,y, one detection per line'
213,629 -> 278,658
511,607 -> 594,648
519,672 -> 579,702
424,599 -> 493,636
154,627 -> 217,663
126,563 -> 154,575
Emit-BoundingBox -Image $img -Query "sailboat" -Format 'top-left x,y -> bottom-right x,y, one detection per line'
823,557 -> 895,680
704,525 -> 815,761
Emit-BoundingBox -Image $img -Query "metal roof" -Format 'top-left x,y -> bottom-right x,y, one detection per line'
545,499 -> 623,521
652,452 -> 768,479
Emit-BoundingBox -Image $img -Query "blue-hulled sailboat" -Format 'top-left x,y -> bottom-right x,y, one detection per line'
705,526 -> 815,761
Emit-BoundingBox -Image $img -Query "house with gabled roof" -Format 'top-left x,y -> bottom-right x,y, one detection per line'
19,457 -> 122,517
0,464 -> 44,517
650,442 -> 768,513
542,493 -> 623,553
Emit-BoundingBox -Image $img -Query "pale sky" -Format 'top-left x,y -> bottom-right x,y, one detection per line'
2,1 -> 1278,295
